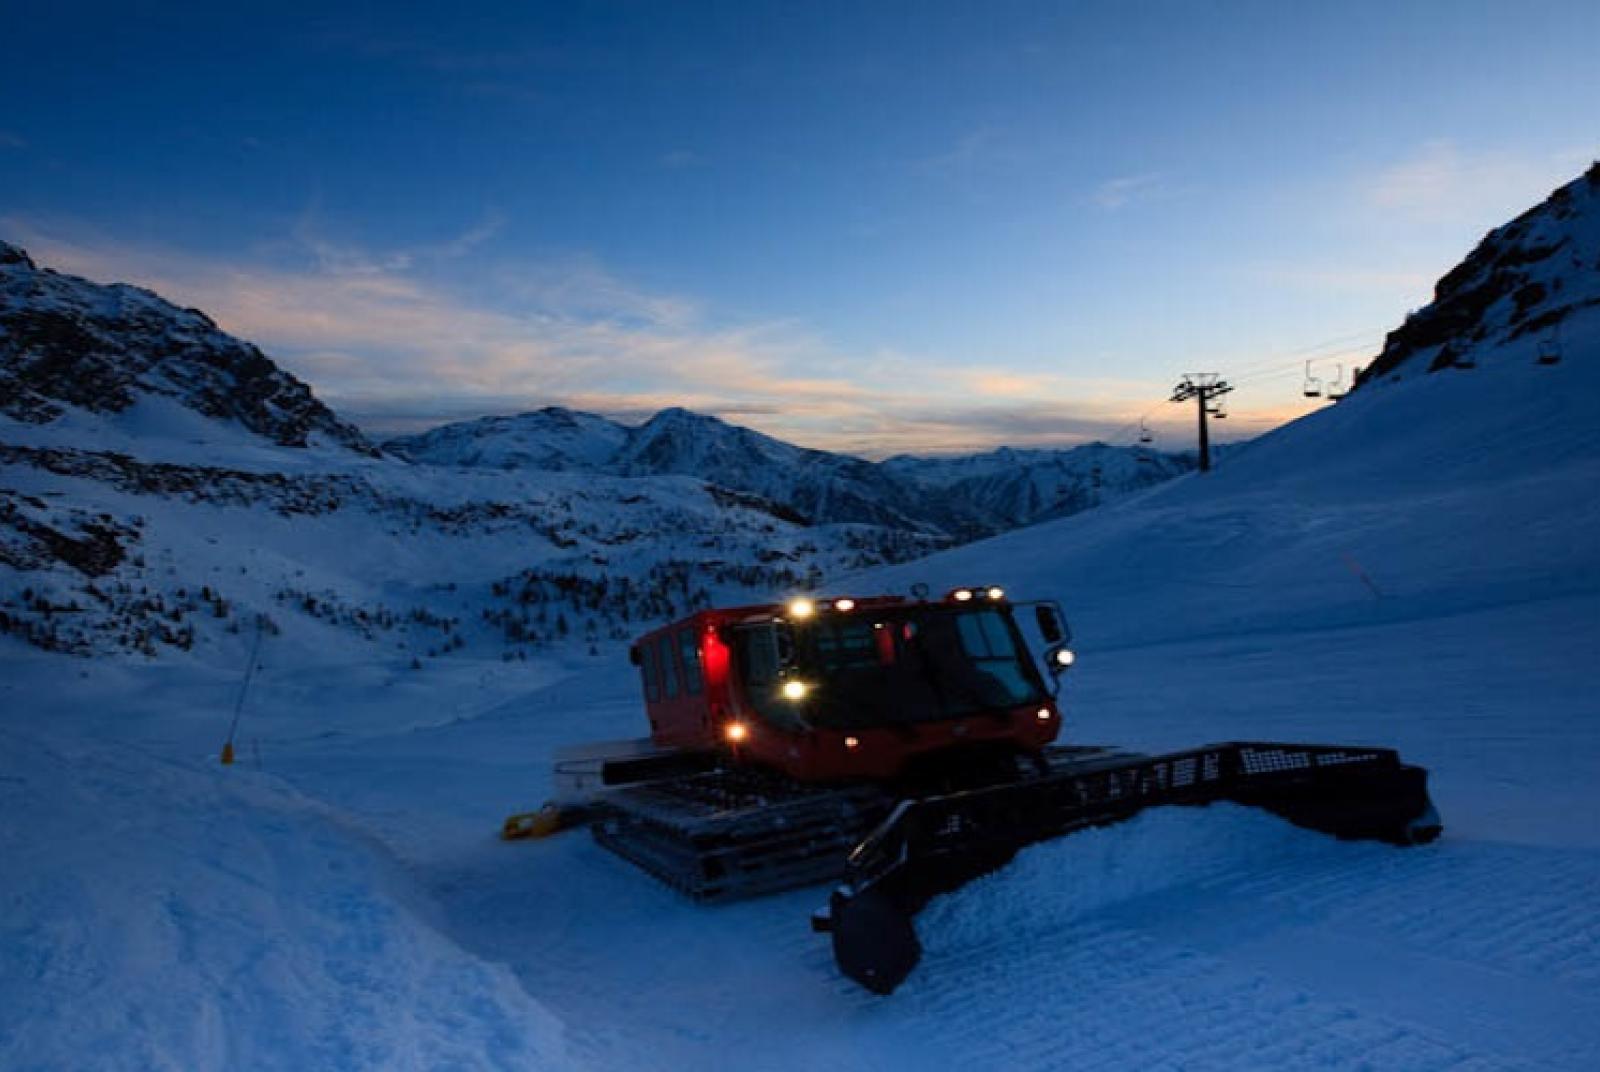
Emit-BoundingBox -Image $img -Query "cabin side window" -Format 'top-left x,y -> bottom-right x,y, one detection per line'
679,629 -> 704,695
640,641 -> 661,702
658,634 -> 681,700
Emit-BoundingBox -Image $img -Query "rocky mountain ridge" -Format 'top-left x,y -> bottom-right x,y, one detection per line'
1359,162 -> 1600,384
0,241 -> 375,454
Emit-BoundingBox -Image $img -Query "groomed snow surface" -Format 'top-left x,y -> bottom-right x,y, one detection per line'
4,312 -> 1600,1069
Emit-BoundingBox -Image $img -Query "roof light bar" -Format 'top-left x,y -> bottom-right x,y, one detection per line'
947,586 -> 1007,603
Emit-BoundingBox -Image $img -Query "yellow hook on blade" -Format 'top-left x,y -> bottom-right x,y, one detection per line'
502,802 -> 567,840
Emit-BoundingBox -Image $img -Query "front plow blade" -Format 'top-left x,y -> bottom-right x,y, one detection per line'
817,741 -> 1442,994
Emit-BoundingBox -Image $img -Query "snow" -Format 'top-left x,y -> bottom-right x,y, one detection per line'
4,179 -> 1600,1068
384,408 -> 630,472
0,722 -> 572,1071
9,589 -> 1594,1069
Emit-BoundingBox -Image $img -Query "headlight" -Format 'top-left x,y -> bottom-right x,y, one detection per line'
781,680 -> 810,700
1046,646 -> 1076,672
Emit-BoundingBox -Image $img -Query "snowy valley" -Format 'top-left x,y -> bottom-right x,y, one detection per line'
0,237 -> 1193,666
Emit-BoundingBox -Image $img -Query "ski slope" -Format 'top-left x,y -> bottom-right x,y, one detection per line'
3,314 -> 1599,1068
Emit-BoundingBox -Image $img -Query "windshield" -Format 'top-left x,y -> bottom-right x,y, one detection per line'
734,605 -> 1048,730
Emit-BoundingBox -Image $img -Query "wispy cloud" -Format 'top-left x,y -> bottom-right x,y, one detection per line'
658,149 -> 705,170
1249,261 -> 1433,295
1091,172 -> 1165,211
1365,139 -> 1591,226
0,132 -> 26,150
915,127 -> 1001,175
3,218 -> 1178,456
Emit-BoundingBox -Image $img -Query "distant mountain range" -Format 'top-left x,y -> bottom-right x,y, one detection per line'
387,407 -> 1196,539
0,238 -> 1198,659
11,161 -> 1589,661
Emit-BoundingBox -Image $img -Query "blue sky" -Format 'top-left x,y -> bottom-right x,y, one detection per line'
2,1 -> 1596,455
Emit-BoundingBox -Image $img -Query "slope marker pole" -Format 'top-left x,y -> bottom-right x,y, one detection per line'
221,618 -> 265,765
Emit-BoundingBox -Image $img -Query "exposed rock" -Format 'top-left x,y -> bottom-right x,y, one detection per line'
1359,164 -> 1600,384
0,241 -> 377,453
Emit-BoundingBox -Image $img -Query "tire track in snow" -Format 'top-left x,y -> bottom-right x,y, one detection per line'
886,821 -> 1600,1070
896,920 -> 1532,1071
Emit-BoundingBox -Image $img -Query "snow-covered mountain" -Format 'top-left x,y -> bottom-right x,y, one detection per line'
1359,161 -> 1600,383
391,405 -> 1200,537
882,443 -> 1199,529
0,241 -> 374,457
609,406 -> 990,535
383,406 -> 631,472
392,404 -> 978,534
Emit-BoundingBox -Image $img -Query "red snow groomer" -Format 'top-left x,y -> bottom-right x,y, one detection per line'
506,588 -> 1441,995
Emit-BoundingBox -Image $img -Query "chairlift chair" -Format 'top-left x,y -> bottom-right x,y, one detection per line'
1303,360 -> 1323,398
1538,336 -> 1562,366
1325,364 -> 1347,402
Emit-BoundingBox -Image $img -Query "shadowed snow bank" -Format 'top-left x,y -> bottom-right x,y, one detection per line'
0,727 -> 573,1072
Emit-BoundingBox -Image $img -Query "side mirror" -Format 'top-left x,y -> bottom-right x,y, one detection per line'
1036,605 -> 1066,645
